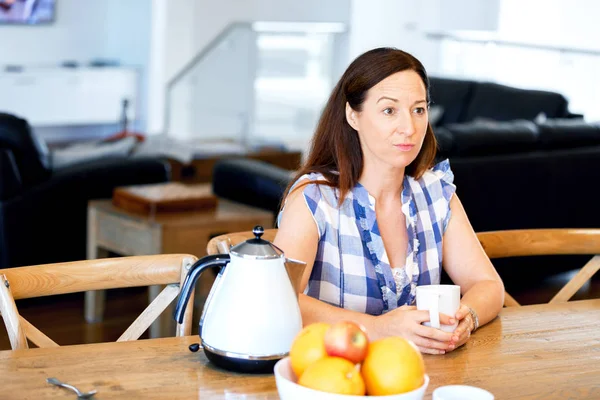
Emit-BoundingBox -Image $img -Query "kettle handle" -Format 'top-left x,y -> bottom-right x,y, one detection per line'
173,254 -> 230,324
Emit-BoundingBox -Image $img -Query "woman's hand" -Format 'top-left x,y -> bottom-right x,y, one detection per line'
377,305 -> 456,355
447,304 -> 475,352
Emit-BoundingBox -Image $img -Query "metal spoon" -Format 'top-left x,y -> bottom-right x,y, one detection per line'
46,377 -> 97,398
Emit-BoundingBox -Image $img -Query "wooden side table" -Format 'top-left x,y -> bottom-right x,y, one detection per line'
85,197 -> 273,338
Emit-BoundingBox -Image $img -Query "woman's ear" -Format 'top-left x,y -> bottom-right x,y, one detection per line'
345,102 -> 358,131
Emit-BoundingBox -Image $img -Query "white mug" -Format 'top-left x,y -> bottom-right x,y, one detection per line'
433,385 -> 494,400
415,284 -> 460,332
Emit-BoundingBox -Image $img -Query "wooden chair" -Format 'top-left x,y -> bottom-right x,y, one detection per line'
477,229 -> 600,307
209,228 -> 600,308
0,254 -> 197,350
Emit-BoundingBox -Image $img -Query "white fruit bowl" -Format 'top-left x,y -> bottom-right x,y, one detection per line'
274,357 -> 429,400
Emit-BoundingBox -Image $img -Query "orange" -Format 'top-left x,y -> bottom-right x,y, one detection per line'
298,356 -> 366,395
289,323 -> 330,378
361,337 -> 425,395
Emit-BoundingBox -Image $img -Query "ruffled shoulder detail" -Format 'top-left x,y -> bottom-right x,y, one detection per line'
430,159 -> 456,204
407,159 -> 456,234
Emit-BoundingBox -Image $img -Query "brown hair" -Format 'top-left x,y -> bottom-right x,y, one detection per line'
283,47 -> 437,207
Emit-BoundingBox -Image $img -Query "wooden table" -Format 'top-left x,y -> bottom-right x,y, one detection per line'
1,300 -> 599,399
85,197 -> 273,337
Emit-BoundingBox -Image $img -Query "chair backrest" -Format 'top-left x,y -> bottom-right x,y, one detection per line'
477,229 -> 600,307
210,228 -> 600,309
207,229 -> 278,255
0,254 -> 197,350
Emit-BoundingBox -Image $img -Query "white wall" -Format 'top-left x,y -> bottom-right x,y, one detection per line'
438,0 -> 500,33
348,0 -> 420,61
0,1 -> 109,66
491,0 -> 600,120
0,0 -> 152,142
148,0 -> 351,135
348,0 -> 500,76
189,0 -> 350,83
189,28 -> 256,142
1,0 -> 351,138
103,0 -> 152,132
0,0 -> 151,73
164,0 -> 197,82
498,0 -> 600,50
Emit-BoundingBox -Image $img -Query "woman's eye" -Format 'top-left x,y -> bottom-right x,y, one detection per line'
383,108 -> 394,115
413,107 -> 426,115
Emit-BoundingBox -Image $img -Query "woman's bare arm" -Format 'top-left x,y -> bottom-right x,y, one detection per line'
442,194 -> 505,328
273,186 -> 376,326
273,184 -> 320,294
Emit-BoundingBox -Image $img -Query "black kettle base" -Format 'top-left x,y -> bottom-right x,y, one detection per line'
204,347 -> 280,374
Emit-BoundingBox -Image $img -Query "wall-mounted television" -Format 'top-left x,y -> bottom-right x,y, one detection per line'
0,0 -> 55,25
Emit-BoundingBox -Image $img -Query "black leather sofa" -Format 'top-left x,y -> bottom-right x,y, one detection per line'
213,119 -> 600,229
213,77 -> 594,219
211,78 -> 600,284
0,113 -> 170,269
427,76 -> 580,126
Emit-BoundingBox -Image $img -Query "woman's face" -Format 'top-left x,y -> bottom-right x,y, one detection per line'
346,70 -> 429,170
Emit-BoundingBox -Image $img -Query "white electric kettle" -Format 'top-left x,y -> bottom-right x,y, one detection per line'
174,226 -> 307,373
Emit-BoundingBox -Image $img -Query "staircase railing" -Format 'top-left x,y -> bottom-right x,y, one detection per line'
164,21 -> 348,149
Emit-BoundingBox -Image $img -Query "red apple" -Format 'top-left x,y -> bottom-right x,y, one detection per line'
324,321 -> 369,364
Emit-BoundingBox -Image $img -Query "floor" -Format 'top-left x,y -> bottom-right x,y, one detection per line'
1,269 -> 598,351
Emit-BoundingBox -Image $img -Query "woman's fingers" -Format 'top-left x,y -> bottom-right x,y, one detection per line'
448,317 -> 473,350
411,335 -> 451,351
395,308 -> 469,355
410,311 -> 454,342
416,345 -> 445,355
413,310 -> 456,326
398,305 -> 417,311
438,312 -> 456,326
455,304 -> 471,320
413,310 -> 436,323
415,324 -> 453,343
452,314 -> 473,339
451,331 -> 469,350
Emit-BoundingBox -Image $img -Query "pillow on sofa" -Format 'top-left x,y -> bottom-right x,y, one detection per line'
537,119 -> 600,150
444,119 -> 539,157
51,136 -> 138,170
429,105 -> 445,126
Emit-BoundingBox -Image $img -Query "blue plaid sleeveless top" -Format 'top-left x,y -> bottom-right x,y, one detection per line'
277,160 -> 456,316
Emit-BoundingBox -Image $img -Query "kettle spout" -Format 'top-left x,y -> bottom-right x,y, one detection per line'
284,258 -> 307,297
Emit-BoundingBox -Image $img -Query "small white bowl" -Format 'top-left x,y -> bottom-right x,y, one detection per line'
274,356 -> 429,400
433,385 -> 494,400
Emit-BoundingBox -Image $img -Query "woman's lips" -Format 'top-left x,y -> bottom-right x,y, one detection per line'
394,144 -> 415,152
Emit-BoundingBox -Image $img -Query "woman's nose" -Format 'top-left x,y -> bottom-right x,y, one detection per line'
395,113 -> 416,136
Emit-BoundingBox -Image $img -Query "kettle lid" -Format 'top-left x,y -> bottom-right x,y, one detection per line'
230,226 -> 283,259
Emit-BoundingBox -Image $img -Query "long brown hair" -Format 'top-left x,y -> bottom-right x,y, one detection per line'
283,47 -> 437,207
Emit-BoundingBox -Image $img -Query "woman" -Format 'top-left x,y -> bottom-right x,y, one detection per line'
274,48 -> 504,355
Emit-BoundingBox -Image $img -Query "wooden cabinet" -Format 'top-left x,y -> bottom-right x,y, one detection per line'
0,67 -> 138,126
